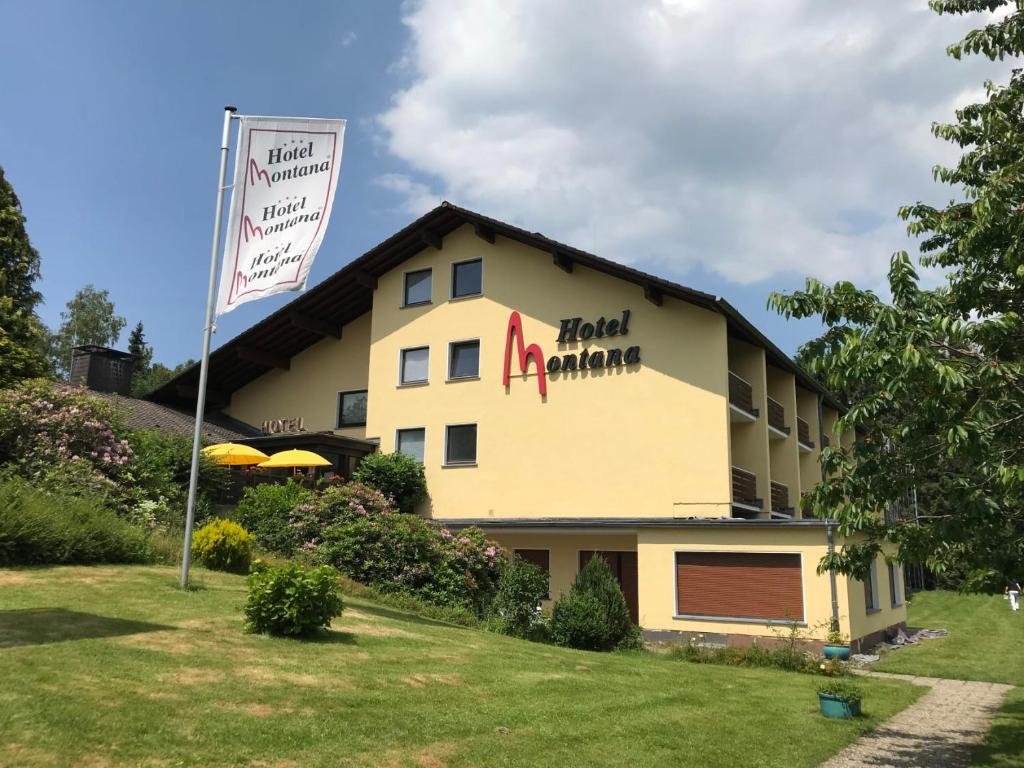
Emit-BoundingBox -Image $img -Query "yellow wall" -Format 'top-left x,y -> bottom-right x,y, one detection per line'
364,224 -> 732,520
846,544 -> 908,641
225,311 -> 372,438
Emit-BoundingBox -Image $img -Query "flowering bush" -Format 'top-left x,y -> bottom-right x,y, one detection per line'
0,379 -> 132,494
351,451 -> 426,513
307,483 -> 504,615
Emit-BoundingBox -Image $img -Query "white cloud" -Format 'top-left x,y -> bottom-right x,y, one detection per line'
378,0 -> 1011,289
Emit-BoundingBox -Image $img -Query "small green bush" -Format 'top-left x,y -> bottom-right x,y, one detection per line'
352,451 -> 426,513
0,478 -> 149,565
667,639 -> 820,674
550,556 -> 638,651
244,560 -> 344,637
488,555 -> 549,639
191,519 -> 253,573
817,678 -> 863,702
234,480 -> 314,555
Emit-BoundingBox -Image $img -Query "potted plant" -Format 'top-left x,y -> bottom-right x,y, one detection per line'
817,679 -> 863,719
823,628 -> 850,660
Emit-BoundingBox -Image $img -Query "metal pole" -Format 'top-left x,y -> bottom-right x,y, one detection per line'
180,105 -> 237,589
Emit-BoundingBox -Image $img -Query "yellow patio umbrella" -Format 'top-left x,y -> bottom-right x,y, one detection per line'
201,443 -> 270,466
257,449 -> 332,469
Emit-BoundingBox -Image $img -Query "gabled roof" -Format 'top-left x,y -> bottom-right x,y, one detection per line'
147,202 -> 843,411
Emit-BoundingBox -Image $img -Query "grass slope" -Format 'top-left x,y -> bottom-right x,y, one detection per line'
874,591 -> 1024,686
0,566 -> 919,768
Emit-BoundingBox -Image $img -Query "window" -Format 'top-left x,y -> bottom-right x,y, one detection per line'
396,428 -> 425,463
403,268 -> 432,307
451,259 -> 482,299
337,389 -> 367,427
889,562 -> 902,607
676,552 -> 804,622
448,340 -> 480,380
445,423 -> 477,465
400,346 -> 429,385
864,561 -> 880,612
514,549 -> 550,599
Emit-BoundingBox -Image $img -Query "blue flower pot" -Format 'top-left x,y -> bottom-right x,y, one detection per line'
818,692 -> 861,719
824,644 -> 850,660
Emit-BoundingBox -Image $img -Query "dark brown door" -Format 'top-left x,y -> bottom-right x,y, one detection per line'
579,551 -> 639,624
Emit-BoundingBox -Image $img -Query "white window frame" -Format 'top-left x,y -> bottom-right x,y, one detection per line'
865,560 -> 880,613
443,422 -> 478,467
395,426 -> 426,464
889,562 -> 903,607
398,345 -> 430,386
449,258 -> 483,300
672,549 -> 808,626
402,267 -> 433,308
447,337 -> 481,382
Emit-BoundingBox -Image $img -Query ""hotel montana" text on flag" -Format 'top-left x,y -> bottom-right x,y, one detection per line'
216,115 -> 345,316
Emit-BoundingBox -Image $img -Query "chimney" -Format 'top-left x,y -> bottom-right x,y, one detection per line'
70,346 -> 137,395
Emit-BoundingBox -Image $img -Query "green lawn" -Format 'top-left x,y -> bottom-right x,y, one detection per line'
874,590 -> 1023,686
871,590 -> 1023,768
0,565 -> 919,768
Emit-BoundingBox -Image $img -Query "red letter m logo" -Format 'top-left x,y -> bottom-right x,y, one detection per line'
502,311 -> 547,397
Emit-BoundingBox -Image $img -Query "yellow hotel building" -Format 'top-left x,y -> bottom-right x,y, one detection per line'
152,203 -> 906,650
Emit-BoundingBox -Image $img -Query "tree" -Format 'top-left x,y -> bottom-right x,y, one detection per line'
131,360 -> 194,398
126,321 -> 153,396
769,1 -> 1024,591
48,285 -> 126,380
0,165 -> 49,387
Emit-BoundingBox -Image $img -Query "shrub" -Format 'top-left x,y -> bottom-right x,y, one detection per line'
311,485 -> 504,614
0,478 -> 149,565
234,480 -> 314,555
191,519 -> 253,573
244,560 -> 344,637
488,555 -> 549,639
551,556 -> 638,651
817,678 -> 864,703
352,451 -> 426,513
667,640 -> 820,674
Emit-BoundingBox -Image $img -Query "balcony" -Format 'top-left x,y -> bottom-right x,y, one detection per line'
770,481 -> 794,518
767,397 -> 790,439
728,372 -> 758,422
797,417 -> 815,452
731,466 -> 763,518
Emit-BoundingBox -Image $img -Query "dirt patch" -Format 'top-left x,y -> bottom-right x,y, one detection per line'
342,623 -> 423,640
157,667 -> 225,685
401,673 -> 464,689
522,672 -> 567,682
2,743 -> 60,767
218,702 -> 316,718
239,667 -> 354,689
375,741 -> 457,768
0,571 -> 35,586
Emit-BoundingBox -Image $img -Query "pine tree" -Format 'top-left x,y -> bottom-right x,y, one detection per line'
126,321 -> 153,395
0,165 -> 49,387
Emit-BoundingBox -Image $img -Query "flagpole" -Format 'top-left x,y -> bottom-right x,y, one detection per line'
180,105 -> 237,589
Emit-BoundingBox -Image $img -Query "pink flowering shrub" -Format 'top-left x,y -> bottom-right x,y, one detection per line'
0,379 -> 133,495
309,482 -> 505,615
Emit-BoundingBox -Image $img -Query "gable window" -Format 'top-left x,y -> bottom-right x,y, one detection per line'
445,423 -> 477,466
448,340 -> 480,380
396,428 -> 425,463
400,346 -> 429,385
864,560 -> 880,613
451,259 -> 482,299
403,268 -> 432,307
336,390 -> 367,428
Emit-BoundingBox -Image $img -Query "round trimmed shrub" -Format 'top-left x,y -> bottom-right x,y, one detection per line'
551,555 -> 638,651
191,518 -> 253,573
351,451 -> 426,513
244,560 -> 344,637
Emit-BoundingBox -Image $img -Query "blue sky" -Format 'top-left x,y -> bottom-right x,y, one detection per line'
0,1 -> 1008,366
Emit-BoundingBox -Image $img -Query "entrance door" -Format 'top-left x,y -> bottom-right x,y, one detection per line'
578,551 -> 639,625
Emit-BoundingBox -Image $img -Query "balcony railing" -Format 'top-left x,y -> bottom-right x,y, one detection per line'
767,397 -> 789,435
797,417 -> 815,449
728,372 -> 757,416
731,466 -> 762,510
770,481 -> 790,513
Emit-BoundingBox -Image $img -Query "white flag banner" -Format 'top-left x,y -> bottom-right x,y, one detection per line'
216,116 -> 345,315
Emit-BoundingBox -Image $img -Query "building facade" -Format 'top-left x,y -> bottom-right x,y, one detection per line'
152,203 -> 906,649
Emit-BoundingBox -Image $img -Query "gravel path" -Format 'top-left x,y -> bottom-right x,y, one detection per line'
819,672 -> 1013,768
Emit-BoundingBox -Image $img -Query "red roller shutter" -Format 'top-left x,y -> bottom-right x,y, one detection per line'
676,552 -> 804,622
